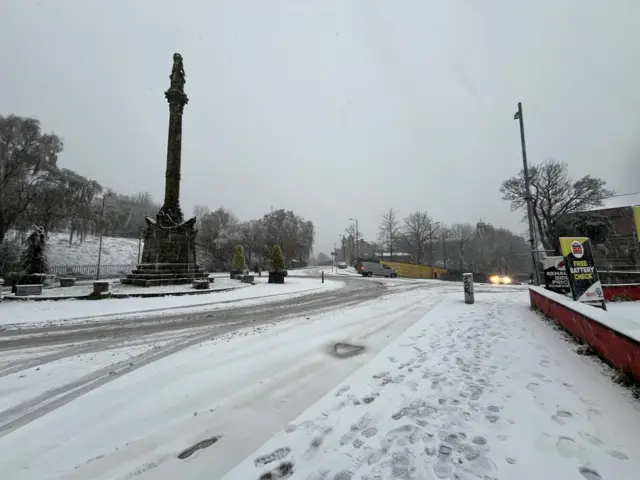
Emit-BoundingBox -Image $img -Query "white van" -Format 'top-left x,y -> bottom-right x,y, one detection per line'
360,262 -> 398,278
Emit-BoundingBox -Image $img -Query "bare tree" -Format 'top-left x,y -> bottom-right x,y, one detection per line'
449,223 -> 475,270
500,160 -> 613,252
377,208 -> 401,259
402,211 -> 434,264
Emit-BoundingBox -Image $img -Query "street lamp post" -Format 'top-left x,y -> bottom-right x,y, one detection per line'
349,217 -> 359,262
97,192 -> 112,280
514,102 -> 541,286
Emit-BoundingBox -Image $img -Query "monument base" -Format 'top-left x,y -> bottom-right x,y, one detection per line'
121,263 -> 207,287
121,215 -> 205,287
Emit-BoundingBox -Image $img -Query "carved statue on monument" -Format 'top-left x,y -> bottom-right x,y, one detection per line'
170,53 -> 186,89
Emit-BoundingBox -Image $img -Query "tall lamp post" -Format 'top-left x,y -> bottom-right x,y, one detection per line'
429,221 -> 441,278
514,102 -> 540,286
349,217 -> 359,262
97,192 -> 113,280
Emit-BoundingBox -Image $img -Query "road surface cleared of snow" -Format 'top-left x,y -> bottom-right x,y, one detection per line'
0,283 -> 444,480
0,276 -> 344,329
227,291 -> 640,480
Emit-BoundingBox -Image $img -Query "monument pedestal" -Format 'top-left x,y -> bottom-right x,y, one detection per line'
121,215 -> 206,287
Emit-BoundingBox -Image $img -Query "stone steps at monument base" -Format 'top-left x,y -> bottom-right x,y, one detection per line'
120,277 -> 199,287
134,263 -> 205,273
128,271 -> 208,279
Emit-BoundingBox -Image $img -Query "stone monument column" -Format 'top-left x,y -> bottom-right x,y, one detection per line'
121,53 -> 205,287
160,53 -> 188,225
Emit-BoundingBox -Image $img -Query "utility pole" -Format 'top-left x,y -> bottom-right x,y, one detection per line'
514,102 -> 540,286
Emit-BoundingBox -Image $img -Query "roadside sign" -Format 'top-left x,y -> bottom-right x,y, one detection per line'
541,256 -> 571,295
559,237 -> 606,310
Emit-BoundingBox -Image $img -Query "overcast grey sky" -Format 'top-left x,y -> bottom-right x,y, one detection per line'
3,0 -> 639,254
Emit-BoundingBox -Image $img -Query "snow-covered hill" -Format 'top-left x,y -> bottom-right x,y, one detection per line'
4,230 -> 140,267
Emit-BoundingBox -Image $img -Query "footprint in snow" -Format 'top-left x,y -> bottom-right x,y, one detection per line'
578,466 -> 602,480
302,427 -> 333,461
284,420 -> 316,433
555,436 -> 579,457
257,461 -> 294,480
254,447 -> 291,467
607,450 -> 629,460
577,431 -> 603,446
335,385 -> 350,397
339,414 -> 375,447
552,410 -> 574,425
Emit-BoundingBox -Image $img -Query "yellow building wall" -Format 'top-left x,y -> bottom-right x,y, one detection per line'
384,261 -> 448,279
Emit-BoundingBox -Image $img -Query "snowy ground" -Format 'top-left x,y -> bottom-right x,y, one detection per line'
0,276 -> 343,329
1,283 -> 638,480
227,291 -> 640,480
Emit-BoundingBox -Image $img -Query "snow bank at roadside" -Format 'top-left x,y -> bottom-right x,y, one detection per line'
227,291 -> 640,480
0,277 -> 344,329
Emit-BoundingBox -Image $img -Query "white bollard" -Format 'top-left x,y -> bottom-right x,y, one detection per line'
463,273 -> 474,304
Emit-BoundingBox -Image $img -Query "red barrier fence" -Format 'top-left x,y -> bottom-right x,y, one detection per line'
603,284 -> 640,302
529,287 -> 640,384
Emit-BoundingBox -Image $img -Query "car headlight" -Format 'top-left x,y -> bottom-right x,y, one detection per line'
490,275 -> 500,284
503,276 -> 512,284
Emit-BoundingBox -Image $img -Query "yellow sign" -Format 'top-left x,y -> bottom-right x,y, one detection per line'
559,237 -> 588,258
384,261 -> 448,279
634,206 -> 640,242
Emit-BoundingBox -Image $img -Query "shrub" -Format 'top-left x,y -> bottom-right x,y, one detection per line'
21,226 -> 48,275
270,245 -> 285,271
231,245 -> 245,272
